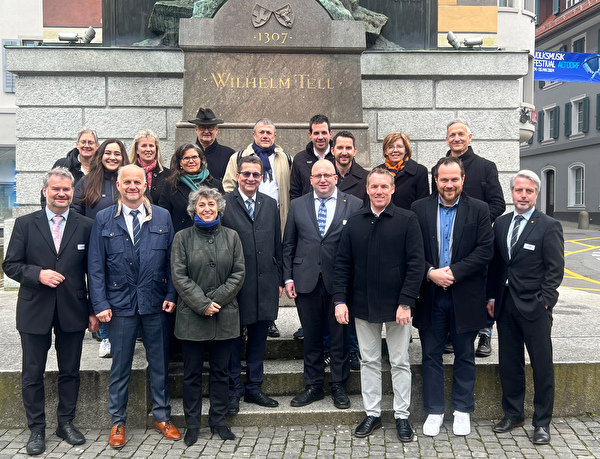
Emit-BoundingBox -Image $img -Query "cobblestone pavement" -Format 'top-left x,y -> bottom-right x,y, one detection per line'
0,417 -> 598,458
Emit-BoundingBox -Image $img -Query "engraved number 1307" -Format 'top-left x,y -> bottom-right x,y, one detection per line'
257,32 -> 289,44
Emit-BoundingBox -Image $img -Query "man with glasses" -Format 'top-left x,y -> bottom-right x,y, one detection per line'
222,156 -> 283,414
283,160 -> 361,409
188,107 -> 235,180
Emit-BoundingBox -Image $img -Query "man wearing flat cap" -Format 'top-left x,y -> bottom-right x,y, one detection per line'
189,107 -> 235,181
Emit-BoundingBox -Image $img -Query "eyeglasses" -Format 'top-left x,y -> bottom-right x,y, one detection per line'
311,173 -> 335,180
386,145 -> 404,152
197,126 -> 217,132
181,155 -> 200,162
78,140 -> 96,146
239,171 -> 262,179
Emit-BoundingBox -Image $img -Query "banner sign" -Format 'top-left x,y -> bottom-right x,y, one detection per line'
534,51 -> 600,82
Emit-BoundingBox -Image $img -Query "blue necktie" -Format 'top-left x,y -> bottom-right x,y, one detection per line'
130,210 -> 141,263
246,198 -> 255,220
317,198 -> 329,237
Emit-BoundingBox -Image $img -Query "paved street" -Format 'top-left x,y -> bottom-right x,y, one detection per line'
0,416 -> 599,458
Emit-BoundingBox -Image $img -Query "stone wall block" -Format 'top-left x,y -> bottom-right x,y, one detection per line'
17,140 -> 75,171
16,108 -> 83,139
108,77 -> 183,107
362,79 -> 434,109
377,110 -> 455,141
16,172 -> 45,205
473,141 -> 520,171
85,108 -> 168,139
457,110 -> 520,141
436,80 -> 520,109
16,76 -> 105,107
166,108 -> 183,142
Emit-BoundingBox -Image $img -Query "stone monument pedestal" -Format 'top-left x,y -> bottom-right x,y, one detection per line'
176,0 -> 368,160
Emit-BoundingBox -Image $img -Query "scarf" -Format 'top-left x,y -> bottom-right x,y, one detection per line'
179,169 -> 210,191
252,142 -> 276,181
138,160 -> 157,188
194,214 -> 220,229
384,155 -> 409,177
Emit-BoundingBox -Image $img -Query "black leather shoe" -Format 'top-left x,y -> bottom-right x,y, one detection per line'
27,430 -> 45,456
56,421 -> 85,445
492,418 -> 525,433
209,423 -> 236,440
349,351 -> 360,371
396,418 -> 414,442
290,386 -> 324,407
184,427 -> 198,446
227,396 -> 240,414
476,334 -> 492,357
355,416 -> 382,438
267,321 -> 280,338
293,327 -> 304,340
533,426 -> 551,445
244,391 -> 279,407
331,385 -> 350,409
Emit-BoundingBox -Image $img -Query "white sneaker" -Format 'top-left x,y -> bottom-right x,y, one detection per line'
99,339 -> 112,358
453,410 -> 471,436
422,414 -> 444,436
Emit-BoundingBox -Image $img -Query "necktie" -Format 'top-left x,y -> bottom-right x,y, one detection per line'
317,198 -> 328,237
51,215 -> 63,252
246,198 -> 255,220
510,214 -> 525,257
130,210 -> 141,263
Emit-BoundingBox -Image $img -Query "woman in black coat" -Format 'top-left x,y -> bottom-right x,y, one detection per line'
377,131 -> 429,210
129,129 -> 170,204
158,144 -> 224,234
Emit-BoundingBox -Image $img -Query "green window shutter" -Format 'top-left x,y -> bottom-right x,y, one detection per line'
553,0 -> 559,14
564,102 -> 572,137
539,81 -> 546,89
552,106 -> 560,139
596,94 -> 600,130
583,97 -> 590,133
538,111 -> 544,142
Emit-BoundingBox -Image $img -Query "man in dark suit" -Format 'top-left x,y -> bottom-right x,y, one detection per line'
411,156 -> 494,438
331,131 -> 368,204
283,159 -> 362,409
3,167 -> 100,456
487,170 -> 564,445
222,156 -> 283,414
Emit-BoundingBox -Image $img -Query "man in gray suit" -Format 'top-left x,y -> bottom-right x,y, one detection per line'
283,160 -> 362,409
222,156 -> 283,414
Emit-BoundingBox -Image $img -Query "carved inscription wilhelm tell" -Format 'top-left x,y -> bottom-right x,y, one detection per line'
179,0 -> 365,123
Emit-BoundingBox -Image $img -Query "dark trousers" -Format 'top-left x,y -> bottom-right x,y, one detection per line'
497,290 -> 554,427
182,339 -> 233,428
20,309 -> 85,431
229,319 -> 269,397
295,276 -> 349,389
107,313 -> 171,426
419,288 -> 477,414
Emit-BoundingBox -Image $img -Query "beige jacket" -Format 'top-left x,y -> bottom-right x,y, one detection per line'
222,144 -> 291,233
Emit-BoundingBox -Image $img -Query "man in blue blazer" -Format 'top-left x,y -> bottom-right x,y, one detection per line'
88,165 -> 180,448
283,159 -> 362,409
411,156 -> 494,438
487,170 -> 564,445
3,168 -> 99,455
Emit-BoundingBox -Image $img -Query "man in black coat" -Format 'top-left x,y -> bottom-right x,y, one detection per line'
332,131 -> 368,203
487,170 -> 564,445
3,168 -> 100,456
222,156 -> 283,414
189,107 -> 235,181
411,156 -> 494,438
332,168 -> 424,442
439,119 -> 506,357
289,114 -> 335,200
283,160 -> 362,410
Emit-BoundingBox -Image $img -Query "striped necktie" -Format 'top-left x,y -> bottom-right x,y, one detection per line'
130,210 -> 141,263
510,214 -> 525,258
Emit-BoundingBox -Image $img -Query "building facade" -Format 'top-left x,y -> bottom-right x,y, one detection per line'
521,0 -> 600,223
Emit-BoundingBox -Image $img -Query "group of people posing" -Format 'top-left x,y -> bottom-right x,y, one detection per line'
3,111 -> 564,456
